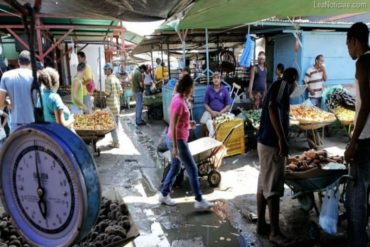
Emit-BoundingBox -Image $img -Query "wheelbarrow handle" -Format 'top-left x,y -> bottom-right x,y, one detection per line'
221,123 -> 243,144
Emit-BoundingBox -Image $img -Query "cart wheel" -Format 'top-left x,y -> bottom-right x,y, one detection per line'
298,194 -> 314,211
208,170 -> 221,187
198,163 -> 209,176
308,221 -> 320,242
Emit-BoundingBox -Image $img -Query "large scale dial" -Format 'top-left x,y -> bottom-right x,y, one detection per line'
0,123 -> 101,246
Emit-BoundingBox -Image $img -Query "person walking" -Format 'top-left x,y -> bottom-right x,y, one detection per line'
344,22 -> 370,247
303,54 -> 327,108
256,68 -> 298,246
248,51 -> 267,109
104,63 -> 123,148
159,74 -> 213,210
132,65 -> 146,125
0,50 -> 34,133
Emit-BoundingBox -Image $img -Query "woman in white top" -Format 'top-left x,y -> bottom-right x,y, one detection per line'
143,65 -> 154,95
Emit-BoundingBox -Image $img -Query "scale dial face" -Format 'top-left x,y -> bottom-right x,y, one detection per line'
0,127 -> 85,246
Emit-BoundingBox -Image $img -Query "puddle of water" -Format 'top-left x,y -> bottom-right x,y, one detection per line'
163,202 -> 242,247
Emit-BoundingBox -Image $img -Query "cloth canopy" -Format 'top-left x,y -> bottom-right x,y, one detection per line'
0,0 -> 193,21
179,0 -> 370,29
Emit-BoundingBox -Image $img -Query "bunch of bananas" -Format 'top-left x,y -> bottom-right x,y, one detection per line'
334,106 -> 355,123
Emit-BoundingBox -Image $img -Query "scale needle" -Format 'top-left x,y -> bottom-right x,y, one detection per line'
34,141 -> 47,219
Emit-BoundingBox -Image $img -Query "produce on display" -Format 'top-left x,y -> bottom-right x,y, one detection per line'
241,109 -> 261,129
74,111 -> 115,131
287,149 -> 344,172
214,113 -> 235,125
0,198 -> 137,247
334,106 -> 355,124
290,105 -> 336,124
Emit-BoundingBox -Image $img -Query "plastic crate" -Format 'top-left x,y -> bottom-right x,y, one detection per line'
214,118 -> 245,156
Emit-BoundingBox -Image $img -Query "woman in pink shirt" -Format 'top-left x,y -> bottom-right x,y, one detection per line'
159,75 -> 213,210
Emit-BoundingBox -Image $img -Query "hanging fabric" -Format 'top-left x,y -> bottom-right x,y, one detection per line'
240,33 -> 255,68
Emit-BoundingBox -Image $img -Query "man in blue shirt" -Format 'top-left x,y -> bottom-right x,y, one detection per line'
200,72 -> 232,137
0,50 -> 34,133
256,68 -> 298,246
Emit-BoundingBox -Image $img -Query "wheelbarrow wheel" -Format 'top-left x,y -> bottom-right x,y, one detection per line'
208,170 -> 221,187
198,163 -> 209,176
298,193 -> 314,212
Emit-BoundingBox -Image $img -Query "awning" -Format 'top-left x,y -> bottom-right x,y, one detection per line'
178,0 -> 370,29
0,0 -> 194,21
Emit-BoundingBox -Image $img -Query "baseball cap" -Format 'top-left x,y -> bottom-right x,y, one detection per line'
104,63 -> 113,70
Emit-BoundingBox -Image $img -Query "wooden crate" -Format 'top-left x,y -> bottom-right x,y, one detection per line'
214,118 -> 245,156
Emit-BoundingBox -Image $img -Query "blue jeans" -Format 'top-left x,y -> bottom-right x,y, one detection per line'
161,137 -> 202,201
83,95 -> 93,114
135,92 -> 144,124
144,86 -> 152,96
309,97 -> 322,108
111,116 -> 119,144
346,140 -> 370,247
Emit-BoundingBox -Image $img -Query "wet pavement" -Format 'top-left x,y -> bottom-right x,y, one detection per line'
92,107 -> 355,247
0,107 -> 357,246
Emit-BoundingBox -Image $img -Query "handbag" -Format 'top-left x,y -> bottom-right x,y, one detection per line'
319,186 -> 340,235
0,127 -> 6,141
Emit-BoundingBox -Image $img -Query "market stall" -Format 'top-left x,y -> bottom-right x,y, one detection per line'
290,105 -> 336,149
74,110 -> 116,156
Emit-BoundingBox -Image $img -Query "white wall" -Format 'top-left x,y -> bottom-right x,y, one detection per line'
70,44 -> 106,91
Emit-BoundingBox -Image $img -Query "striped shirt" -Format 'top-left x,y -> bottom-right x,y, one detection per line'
105,74 -> 123,117
304,66 -> 325,98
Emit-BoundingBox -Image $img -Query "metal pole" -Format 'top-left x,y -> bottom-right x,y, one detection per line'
167,40 -> 171,79
182,39 -> 186,69
206,28 -> 210,84
150,46 -> 154,69
98,46 -> 102,110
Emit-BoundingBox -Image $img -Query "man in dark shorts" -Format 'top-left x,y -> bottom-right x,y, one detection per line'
256,68 -> 298,246
344,22 -> 370,247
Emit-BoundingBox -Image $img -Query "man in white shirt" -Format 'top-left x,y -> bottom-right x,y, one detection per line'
303,54 -> 327,108
344,22 -> 370,247
0,50 -> 34,133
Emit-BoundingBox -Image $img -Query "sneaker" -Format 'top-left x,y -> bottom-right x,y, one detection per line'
194,199 -> 213,210
136,121 -> 147,126
158,193 -> 176,206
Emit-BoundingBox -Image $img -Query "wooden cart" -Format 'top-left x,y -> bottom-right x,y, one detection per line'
75,128 -> 114,157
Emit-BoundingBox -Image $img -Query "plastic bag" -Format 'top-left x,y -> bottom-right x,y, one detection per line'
319,186 -> 340,235
0,127 -> 6,141
157,127 -> 169,153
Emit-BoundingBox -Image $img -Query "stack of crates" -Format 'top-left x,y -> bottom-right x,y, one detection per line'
214,118 -> 245,156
